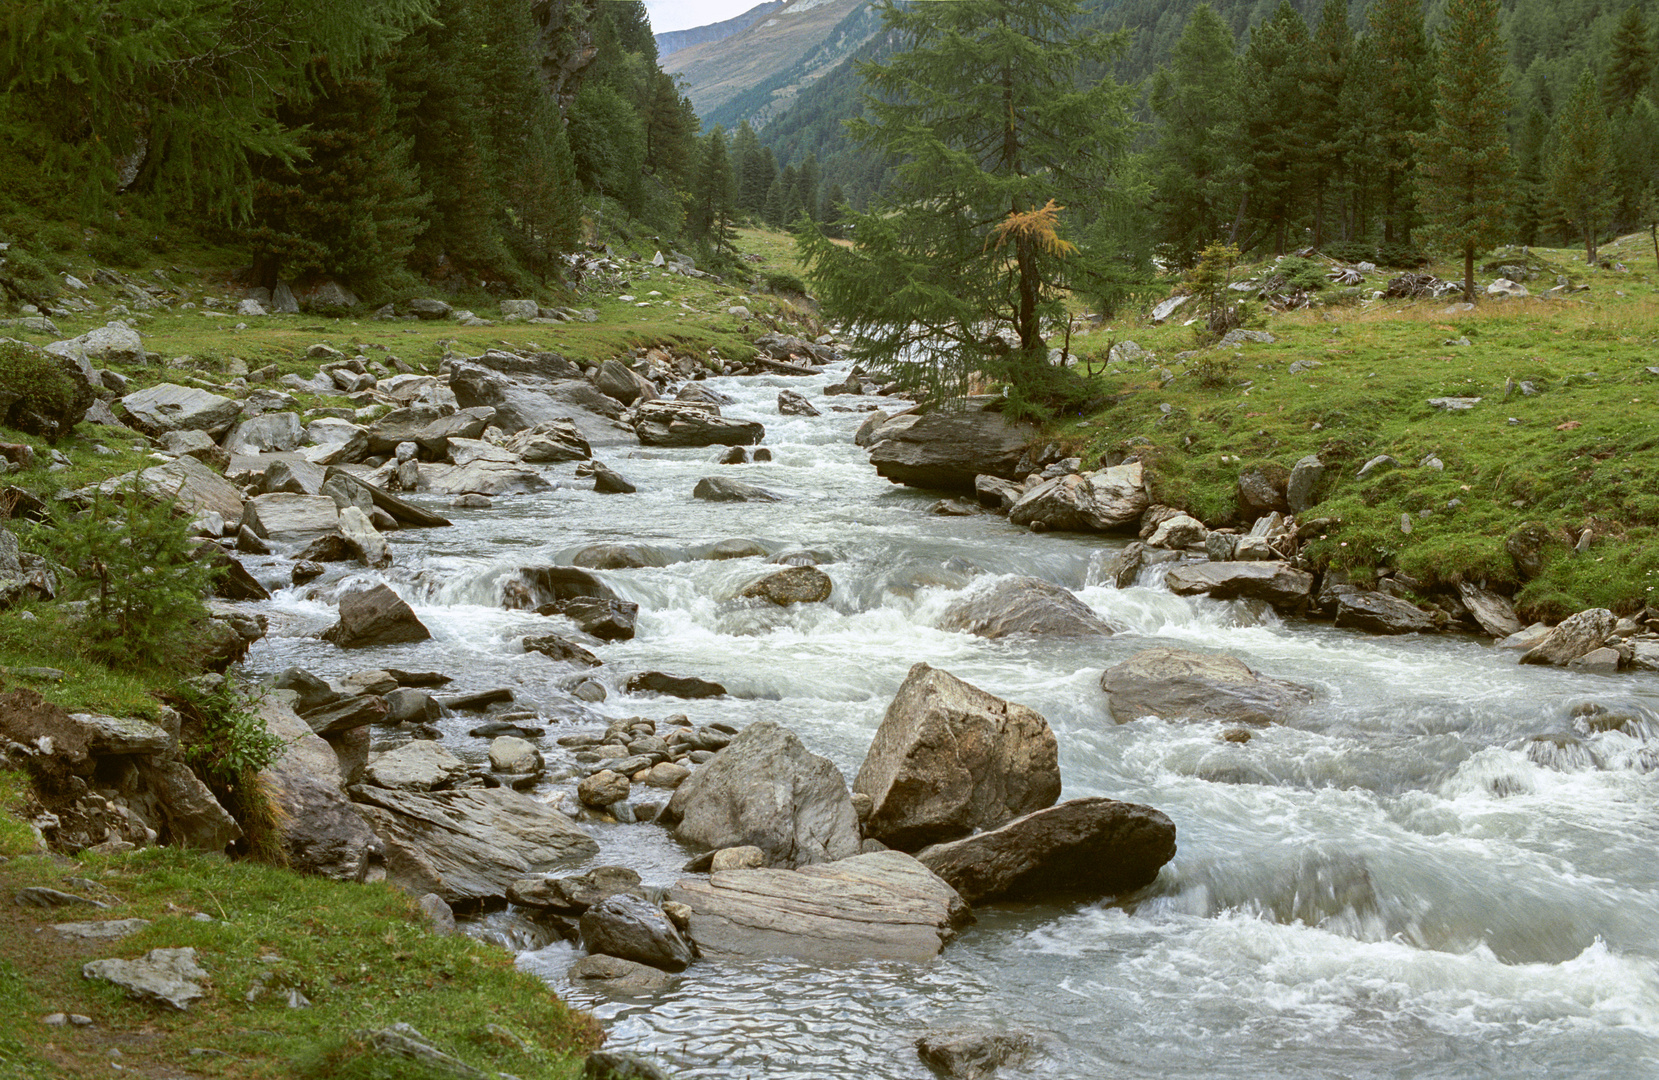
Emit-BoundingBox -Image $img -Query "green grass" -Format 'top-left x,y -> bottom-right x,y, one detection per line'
0,846 -> 599,1079
1058,236 -> 1659,620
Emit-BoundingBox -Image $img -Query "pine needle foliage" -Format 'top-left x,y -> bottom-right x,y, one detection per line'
799,0 -> 1139,407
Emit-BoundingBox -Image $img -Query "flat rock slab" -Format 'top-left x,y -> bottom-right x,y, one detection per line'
1101,646 -> 1313,725
83,947 -> 209,1010
66,712 -> 171,755
54,919 -> 151,941
915,797 -> 1176,904
1333,590 -> 1437,634
1164,561 -> 1314,608
87,455 -> 246,523
669,850 -> 972,963
119,384 -> 240,436
350,784 -> 599,905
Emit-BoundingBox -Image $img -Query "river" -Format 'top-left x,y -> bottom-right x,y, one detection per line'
241,359 -> 1659,1079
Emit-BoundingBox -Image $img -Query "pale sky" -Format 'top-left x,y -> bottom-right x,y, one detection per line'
642,0 -> 767,35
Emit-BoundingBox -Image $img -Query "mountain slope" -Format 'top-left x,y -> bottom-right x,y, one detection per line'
654,2 -> 785,58
703,0 -> 885,132
662,0 -> 871,120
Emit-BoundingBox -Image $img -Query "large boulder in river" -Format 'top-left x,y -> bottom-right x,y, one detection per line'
634,401 -> 764,447
1520,608 -> 1617,666
321,584 -> 431,648
1008,463 -> 1149,532
594,359 -> 656,406
739,566 -> 832,605
693,477 -> 780,502
668,850 -> 971,963
579,894 -> 693,972
1101,647 -> 1312,725
867,401 -> 1035,493
937,576 -> 1112,639
915,797 -> 1176,904
856,664 -> 1060,851
659,720 -> 861,868
350,784 -> 600,905
448,362 -> 630,447
1164,561 -> 1314,609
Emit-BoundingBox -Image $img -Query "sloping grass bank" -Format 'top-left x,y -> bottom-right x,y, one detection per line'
1062,239 -> 1659,621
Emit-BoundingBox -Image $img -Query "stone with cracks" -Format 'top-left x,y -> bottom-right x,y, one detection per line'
855,663 -> 1059,851
256,696 -> 380,880
337,506 -> 390,568
321,584 -> 431,648
489,736 -> 543,775
119,384 -> 241,437
83,947 -> 209,1011
87,454 -> 245,524
938,576 -> 1112,639
239,493 -> 339,542
867,403 -> 1034,493
522,633 -> 601,666
634,400 -> 764,447
626,672 -> 726,698
777,389 -> 820,416
222,412 -> 303,456
1333,591 -> 1438,634
659,720 -> 860,868
693,477 -> 780,502
1101,647 -> 1313,725
915,797 -> 1176,904
46,324 -> 146,366
508,866 -> 645,913
1164,561 -> 1314,609
567,955 -> 674,994
1008,463 -> 1149,532
1455,582 -> 1524,638
1287,455 -> 1325,513
915,1027 -> 1037,1080
739,566 -> 832,605
579,894 -> 694,972
1521,608 -> 1618,667
1146,513 -> 1208,550
365,740 -> 470,791
595,359 -> 656,405
350,785 -> 599,905
668,850 -> 971,963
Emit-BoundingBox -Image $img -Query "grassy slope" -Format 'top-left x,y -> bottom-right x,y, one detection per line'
1058,236 -> 1659,621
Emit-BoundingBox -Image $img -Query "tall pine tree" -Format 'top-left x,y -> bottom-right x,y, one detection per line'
1417,0 -> 1515,300
1238,2 -> 1313,255
1369,0 -> 1434,246
1148,4 -> 1244,265
1547,69 -> 1615,263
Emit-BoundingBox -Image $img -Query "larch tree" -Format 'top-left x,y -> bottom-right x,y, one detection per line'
798,0 -> 1137,406
1416,0 -> 1514,301
1546,69 -> 1615,264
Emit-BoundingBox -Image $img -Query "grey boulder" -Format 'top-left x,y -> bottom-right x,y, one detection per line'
634,401 -> 764,448
937,576 -> 1112,639
739,566 -> 832,605
579,894 -> 694,972
83,947 -> 209,1011
1164,561 -> 1315,609
1008,462 -> 1148,532
1101,646 -> 1312,725
867,402 -> 1035,493
321,584 -> 431,648
1521,608 -> 1618,667
119,384 -> 241,437
855,663 -> 1060,851
693,477 -> 780,502
1333,590 -> 1438,634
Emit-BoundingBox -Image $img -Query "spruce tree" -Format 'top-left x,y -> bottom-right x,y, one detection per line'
1307,0 -> 1353,249
1604,5 -> 1656,113
1148,4 -> 1245,264
1547,69 -> 1616,263
798,0 -> 1138,403
1416,0 -> 1515,301
690,127 -> 737,254
1238,2 -> 1313,255
1369,0 -> 1434,245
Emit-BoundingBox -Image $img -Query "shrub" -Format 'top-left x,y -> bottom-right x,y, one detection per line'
1189,354 -> 1238,388
21,476 -> 220,670
1320,240 -> 1377,264
1376,241 -> 1428,268
0,340 -> 86,442
761,270 -> 808,296
169,675 -> 287,863
1275,256 -> 1330,291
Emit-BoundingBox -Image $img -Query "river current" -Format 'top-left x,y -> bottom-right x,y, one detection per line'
240,361 -> 1659,1079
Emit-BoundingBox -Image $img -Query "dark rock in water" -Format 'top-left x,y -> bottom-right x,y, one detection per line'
296,533 -> 353,563
661,720 -> 860,868
508,866 -> 645,913
693,477 -> 781,502
292,560 -> 324,585
1101,647 -> 1312,725
634,400 -> 764,447
705,538 -> 768,560
300,693 -> 388,735
571,543 -> 672,570
938,576 -> 1112,638
867,401 -> 1035,493
855,663 -> 1059,851
752,448 -> 773,462
387,669 -> 453,688
468,721 -> 545,739
579,894 -> 694,972
1333,590 -> 1438,634
568,956 -> 674,995
717,445 -> 748,464
915,797 -> 1176,904
592,463 -> 636,494
915,1026 -> 1037,1080
626,672 -> 725,698
385,688 -> 441,725
540,597 -> 638,641
320,584 -> 430,648
438,687 -> 513,711
739,566 -> 832,605
523,633 -> 601,666
269,667 -> 338,712
778,389 -> 820,416
668,850 -> 970,962
513,565 -> 617,605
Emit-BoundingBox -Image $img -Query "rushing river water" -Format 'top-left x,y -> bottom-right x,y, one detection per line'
239,361 -> 1659,1079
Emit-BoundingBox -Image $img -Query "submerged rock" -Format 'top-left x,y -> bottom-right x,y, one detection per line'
1101,647 -> 1312,725
938,576 -> 1112,639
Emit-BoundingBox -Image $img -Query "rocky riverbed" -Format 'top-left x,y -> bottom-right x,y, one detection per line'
8,326 -> 1659,1079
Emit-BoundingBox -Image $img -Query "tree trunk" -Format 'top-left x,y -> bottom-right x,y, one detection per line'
1463,242 -> 1476,302
1585,223 -> 1597,266
1650,222 -> 1658,269
1228,192 -> 1249,246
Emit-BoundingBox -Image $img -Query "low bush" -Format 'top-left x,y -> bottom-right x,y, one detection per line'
0,340 -> 83,441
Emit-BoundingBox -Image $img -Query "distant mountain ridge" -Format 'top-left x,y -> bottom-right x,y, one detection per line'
653,2 -> 785,58
661,0 -> 873,121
